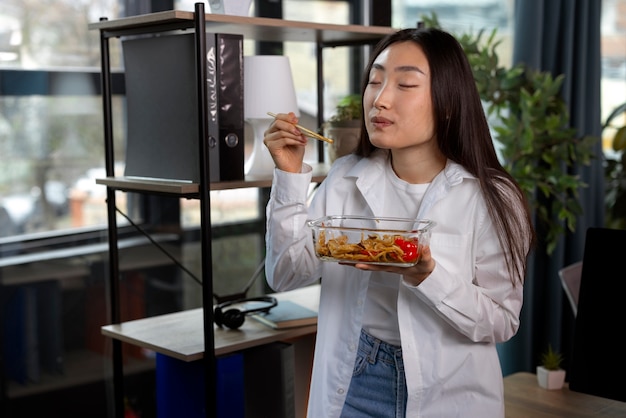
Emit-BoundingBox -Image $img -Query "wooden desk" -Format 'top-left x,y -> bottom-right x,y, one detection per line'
504,372 -> 626,417
101,284 -> 320,361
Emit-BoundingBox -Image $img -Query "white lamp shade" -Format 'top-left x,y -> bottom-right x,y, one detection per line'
208,0 -> 253,16
244,55 -> 300,119
244,55 -> 299,176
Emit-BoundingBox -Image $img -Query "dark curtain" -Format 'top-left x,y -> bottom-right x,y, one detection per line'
496,0 -> 604,376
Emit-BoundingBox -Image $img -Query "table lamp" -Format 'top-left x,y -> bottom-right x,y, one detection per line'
244,55 -> 300,177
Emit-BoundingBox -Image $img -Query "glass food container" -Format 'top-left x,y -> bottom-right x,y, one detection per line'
307,216 -> 436,267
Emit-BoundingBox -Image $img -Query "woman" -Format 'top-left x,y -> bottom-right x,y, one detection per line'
263,27 -> 535,418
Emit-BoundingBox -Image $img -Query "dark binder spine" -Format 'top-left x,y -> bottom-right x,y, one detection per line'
205,33 -> 222,182
37,281 -> 63,375
217,33 -> 245,181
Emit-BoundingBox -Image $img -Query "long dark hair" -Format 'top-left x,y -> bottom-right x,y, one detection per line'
356,27 -> 536,285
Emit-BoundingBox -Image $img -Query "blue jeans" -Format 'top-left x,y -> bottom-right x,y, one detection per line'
341,329 -> 408,417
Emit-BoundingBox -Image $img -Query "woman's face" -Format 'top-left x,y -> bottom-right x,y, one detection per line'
363,41 -> 436,152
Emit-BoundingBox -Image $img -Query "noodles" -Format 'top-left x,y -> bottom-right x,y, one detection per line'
308,216 -> 434,266
315,230 -> 419,264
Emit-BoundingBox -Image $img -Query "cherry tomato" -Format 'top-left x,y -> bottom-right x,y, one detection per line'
395,238 -> 419,262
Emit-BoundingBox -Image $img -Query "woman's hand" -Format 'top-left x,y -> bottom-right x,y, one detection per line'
263,112 -> 308,173
351,245 -> 436,286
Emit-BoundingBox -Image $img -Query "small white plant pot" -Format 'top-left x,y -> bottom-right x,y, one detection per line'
536,366 -> 566,390
324,120 -> 361,164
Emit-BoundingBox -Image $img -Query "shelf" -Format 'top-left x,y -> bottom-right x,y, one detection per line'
0,234 -> 181,286
96,162 -> 331,194
96,177 -> 199,195
88,11 -> 395,46
6,350 -> 154,399
0,234 -> 178,269
101,284 -> 320,362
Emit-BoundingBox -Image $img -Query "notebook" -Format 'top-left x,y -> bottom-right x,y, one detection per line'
248,300 -> 317,330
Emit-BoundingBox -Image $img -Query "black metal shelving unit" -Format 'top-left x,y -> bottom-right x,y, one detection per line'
96,5 -> 215,416
91,5 -> 393,417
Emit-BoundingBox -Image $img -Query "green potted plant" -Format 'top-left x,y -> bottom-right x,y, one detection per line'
536,344 -> 566,389
323,94 -> 362,163
603,102 -> 626,229
422,14 -> 598,254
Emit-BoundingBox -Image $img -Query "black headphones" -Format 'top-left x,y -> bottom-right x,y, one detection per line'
214,296 -> 278,330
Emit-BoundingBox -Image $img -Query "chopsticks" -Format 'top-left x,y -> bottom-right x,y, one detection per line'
267,112 -> 334,144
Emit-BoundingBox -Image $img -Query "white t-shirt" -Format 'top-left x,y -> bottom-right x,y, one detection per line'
362,165 -> 429,346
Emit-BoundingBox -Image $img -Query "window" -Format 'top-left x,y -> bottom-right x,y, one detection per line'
2,0 -> 624,237
391,0 -> 626,157
392,0 -> 515,68
0,1 -> 120,237
600,0 -> 626,157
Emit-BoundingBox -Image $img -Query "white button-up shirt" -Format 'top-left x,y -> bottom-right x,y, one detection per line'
265,150 -> 525,418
